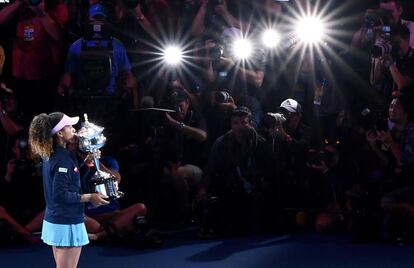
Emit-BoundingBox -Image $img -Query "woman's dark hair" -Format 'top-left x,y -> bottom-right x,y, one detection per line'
29,112 -> 64,159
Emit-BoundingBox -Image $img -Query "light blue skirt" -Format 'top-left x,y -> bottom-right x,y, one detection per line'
41,220 -> 89,247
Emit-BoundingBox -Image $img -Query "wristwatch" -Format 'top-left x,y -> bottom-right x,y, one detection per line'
178,122 -> 186,130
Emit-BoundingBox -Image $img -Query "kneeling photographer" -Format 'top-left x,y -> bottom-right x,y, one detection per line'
303,139 -> 357,233
1,133 -> 45,243
376,93 -> 414,242
198,107 -> 271,236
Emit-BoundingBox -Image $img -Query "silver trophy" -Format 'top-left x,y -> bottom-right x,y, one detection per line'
77,114 -> 124,199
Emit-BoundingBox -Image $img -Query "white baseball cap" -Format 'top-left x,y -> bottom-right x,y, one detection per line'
280,98 -> 302,114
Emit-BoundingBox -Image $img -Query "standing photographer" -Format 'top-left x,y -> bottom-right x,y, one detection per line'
382,25 -> 414,94
203,27 -> 265,129
0,0 -> 68,118
351,0 -> 414,99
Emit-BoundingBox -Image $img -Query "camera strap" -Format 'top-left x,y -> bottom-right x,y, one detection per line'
236,157 -> 253,194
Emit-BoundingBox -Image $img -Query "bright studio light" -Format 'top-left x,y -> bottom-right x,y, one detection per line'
296,16 -> 325,44
232,38 -> 253,60
163,46 -> 183,65
262,29 -> 280,48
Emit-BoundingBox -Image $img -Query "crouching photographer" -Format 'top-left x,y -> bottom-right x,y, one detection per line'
197,107 -> 271,236
378,93 -> 414,243
1,133 -> 45,244
348,93 -> 414,242
304,139 -> 356,233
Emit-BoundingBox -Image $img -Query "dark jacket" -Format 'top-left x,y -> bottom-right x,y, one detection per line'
43,146 -> 84,224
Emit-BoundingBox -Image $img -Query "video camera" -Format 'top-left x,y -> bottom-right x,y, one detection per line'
363,8 -> 392,29
77,20 -> 114,95
209,41 -> 225,62
371,26 -> 392,58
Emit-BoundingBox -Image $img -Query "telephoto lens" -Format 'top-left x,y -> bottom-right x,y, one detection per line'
215,91 -> 231,103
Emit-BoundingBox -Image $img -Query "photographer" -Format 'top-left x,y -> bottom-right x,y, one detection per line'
0,0 -> 68,119
191,0 -> 248,38
57,3 -> 136,150
1,133 -> 45,242
378,92 -> 414,241
112,0 -> 157,89
275,99 -> 318,222
203,27 -> 265,129
198,107 -> 270,235
0,84 -> 24,176
382,25 -> 414,94
305,140 -> 356,233
352,0 -> 414,50
351,0 -> 414,99
161,90 -> 207,226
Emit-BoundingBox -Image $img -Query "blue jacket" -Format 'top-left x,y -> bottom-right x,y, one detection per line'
42,146 -> 84,224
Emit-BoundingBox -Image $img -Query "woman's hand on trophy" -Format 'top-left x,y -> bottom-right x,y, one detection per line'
84,193 -> 109,207
83,150 -> 101,168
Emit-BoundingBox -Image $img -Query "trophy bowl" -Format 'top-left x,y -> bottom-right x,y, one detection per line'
77,118 -> 106,153
76,114 -> 124,200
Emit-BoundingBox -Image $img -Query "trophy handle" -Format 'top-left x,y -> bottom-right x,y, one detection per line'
94,156 -> 100,172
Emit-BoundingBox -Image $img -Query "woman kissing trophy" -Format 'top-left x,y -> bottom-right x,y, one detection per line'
76,114 -> 124,199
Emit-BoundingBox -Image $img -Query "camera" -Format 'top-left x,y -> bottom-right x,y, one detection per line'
82,20 -> 112,41
262,112 -> 286,129
307,149 -> 325,166
215,90 -> 231,103
76,20 -> 113,95
363,9 -> 392,29
209,44 -> 225,61
371,26 -> 392,58
360,108 -> 389,132
14,138 -> 33,174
